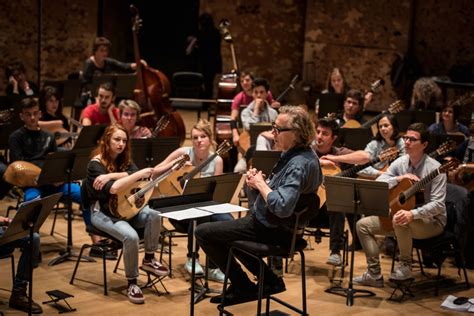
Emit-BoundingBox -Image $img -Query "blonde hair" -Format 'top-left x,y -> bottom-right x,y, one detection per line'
118,99 -> 141,116
191,119 -> 216,148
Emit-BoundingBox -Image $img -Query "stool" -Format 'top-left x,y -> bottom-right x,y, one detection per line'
388,277 -> 415,302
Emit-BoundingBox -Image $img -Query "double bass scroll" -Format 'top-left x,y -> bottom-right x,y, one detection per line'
129,5 -> 186,145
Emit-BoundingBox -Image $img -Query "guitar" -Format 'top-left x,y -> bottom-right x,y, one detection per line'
150,114 -> 170,138
360,100 -> 405,136
451,162 -> 474,192
109,155 -> 189,220
0,108 -> 14,126
379,159 -> 459,230
316,164 -> 342,208
159,140 -> 232,196
336,146 -> 399,178
239,75 -> 299,153
3,161 -> 41,187
428,140 -> 457,159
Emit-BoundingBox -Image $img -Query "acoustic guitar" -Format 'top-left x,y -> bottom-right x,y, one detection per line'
360,100 -> 405,136
316,164 -> 341,208
158,140 -> 232,196
109,154 -> 189,220
336,146 -> 399,178
150,114 -> 170,138
379,159 -> 458,231
238,75 -> 299,153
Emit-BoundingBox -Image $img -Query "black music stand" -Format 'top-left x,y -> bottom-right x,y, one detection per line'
336,127 -> 373,150
73,125 -> 107,150
131,137 -> 180,168
324,176 -> 389,306
91,74 -> 136,99
37,150 -> 95,266
318,93 -> 345,118
0,193 -> 62,316
427,133 -> 466,155
250,150 -> 281,176
249,123 -> 272,146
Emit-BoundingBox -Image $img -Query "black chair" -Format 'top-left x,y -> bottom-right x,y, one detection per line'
158,224 -> 188,278
171,72 -> 205,121
218,193 -> 319,316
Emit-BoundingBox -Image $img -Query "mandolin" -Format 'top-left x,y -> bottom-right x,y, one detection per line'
109,154 -> 189,220
158,140 -> 232,196
150,114 -> 170,138
379,159 -> 458,230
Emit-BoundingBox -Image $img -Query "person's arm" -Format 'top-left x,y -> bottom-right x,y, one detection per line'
8,76 -> 19,94
38,120 -> 63,131
93,172 -> 129,191
107,106 -> 118,125
109,167 -> 154,194
153,147 -> 188,176
321,150 -> 370,165
80,106 -> 92,126
230,108 -> 240,146
213,156 -> 224,176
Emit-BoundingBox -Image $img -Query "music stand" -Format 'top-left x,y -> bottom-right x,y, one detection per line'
249,123 -> 272,146
114,74 -> 136,99
0,193 -> 62,315
131,137 -> 180,168
324,175 -> 389,306
250,150 -> 281,176
73,125 -> 107,150
427,133 -> 466,154
318,93 -> 345,118
37,150 -> 95,266
336,127 -> 373,150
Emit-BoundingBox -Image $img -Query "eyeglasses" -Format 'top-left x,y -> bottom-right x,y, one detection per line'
272,122 -> 294,134
402,136 -> 420,143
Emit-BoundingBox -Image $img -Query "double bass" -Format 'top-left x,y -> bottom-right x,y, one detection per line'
130,5 -> 186,145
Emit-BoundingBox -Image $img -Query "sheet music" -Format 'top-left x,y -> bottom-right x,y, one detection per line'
198,203 -> 248,214
158,203 -> 249,220
159,208 -> 211,221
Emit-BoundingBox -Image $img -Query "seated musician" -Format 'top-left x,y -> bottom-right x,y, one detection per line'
322,114 -> 405,178
409,77 -> 443,111
38,86 -> 72,149
234,78 -> 279,173
82,37 -> 138,86
118,99 -> 152,139
80,82 -> 119,126
311,117 -> 358,266
8,98 -> 81,203
314,67 -> 351,116
230,72 -> 279,147
195,106 -> 321,305
153,119 -> 230,282
354,123 -> 447,287
84,124 -> 169,304
0,216 -> 42,314
428,103 -> 469,138
335,89 -> 366,127
5,61 -> 38,96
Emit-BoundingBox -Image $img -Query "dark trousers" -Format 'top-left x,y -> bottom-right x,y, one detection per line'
195,215 -> 291,289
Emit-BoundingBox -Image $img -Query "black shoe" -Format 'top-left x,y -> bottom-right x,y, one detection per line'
9,288 -> 43,314
89,247 -> 117,260
210,284 -> 258,305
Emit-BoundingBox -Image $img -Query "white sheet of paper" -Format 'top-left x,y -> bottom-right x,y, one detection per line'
198,203 -> 249,214
159,208 -> 211,221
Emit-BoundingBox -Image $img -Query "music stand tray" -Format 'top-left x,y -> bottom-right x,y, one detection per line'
324,175 -> 389,306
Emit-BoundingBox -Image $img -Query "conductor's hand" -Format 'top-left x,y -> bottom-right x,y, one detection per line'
246,168 -> 266,189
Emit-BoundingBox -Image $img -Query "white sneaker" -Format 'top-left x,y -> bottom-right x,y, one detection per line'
389,263 -> 413,281
353,271 -> 384,288
127,284 -> 144,304
326,253 -> 342,266
184,258 -> 204,275
208,268 -> 225,283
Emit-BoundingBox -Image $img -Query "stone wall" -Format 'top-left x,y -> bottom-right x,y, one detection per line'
0,0 -> 97,95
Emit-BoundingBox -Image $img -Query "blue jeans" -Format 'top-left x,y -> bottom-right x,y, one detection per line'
24,183 -> 81,204
91,206 -> 162,279
0,228 -> 40,289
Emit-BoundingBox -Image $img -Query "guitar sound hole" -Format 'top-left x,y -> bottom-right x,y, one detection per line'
130,188 -> 144,209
